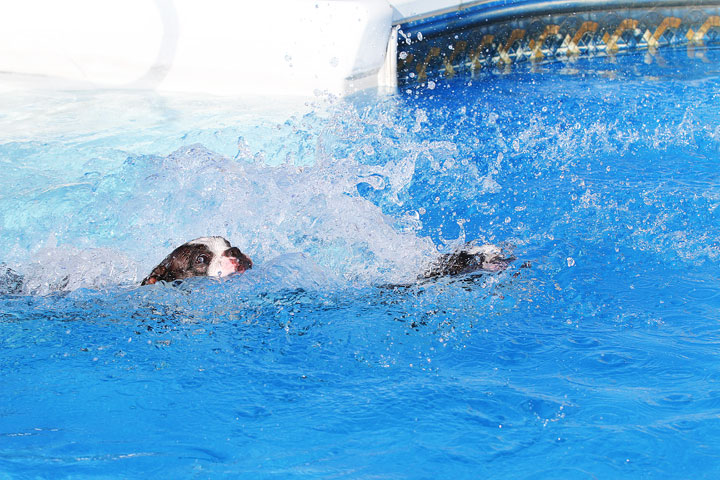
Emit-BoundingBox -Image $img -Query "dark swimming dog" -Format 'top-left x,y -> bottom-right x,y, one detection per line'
141,236 -> 512,286
421,243 -> 514,279
141,236 -> 252,285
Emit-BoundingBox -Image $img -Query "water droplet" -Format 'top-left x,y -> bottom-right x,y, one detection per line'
567,257 -> 575,267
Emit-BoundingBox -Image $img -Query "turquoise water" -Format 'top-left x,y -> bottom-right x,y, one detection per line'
2,47 -> 720,478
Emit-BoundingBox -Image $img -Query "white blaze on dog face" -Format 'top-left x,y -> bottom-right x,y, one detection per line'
188,236 -> 235,277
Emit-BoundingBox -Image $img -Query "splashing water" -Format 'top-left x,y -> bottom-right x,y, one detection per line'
0,92 -> 454,293
2,48 -> 720,478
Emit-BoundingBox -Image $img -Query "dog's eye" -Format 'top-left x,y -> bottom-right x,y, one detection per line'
195,254 -> 208,265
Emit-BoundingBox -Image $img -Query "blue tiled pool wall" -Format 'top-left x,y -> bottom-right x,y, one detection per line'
397,0 -> 720,86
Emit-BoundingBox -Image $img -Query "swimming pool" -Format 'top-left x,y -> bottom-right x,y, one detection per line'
2,45 -> 720,478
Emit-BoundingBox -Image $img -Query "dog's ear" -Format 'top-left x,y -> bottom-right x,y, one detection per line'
141,264 -> 167,286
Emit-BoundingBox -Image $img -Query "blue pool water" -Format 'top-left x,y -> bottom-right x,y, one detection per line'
2,47 -> 720,478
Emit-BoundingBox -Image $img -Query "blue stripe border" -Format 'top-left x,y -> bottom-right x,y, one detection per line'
397,0 -> 720,38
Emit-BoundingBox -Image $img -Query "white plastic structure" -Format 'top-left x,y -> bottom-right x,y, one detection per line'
0,0 -> 415,97
389,0 -> 470,22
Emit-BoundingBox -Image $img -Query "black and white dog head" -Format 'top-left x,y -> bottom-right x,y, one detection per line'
141,236 -> 252,285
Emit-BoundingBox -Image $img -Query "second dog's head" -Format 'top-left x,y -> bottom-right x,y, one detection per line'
141,236 -> 252,285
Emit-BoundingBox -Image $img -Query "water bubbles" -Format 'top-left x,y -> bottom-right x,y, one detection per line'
481,176 -> 502,194
19,244 -> 139,295
412,108 -> 428,133
361,143 -> 375,156
566,257 -> 575,267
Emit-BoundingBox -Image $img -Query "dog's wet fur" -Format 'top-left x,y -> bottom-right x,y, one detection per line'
0,264 -> 23,294
141,236 -> 252,286
141,236 -> 513,286
421,243 -> 514,279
